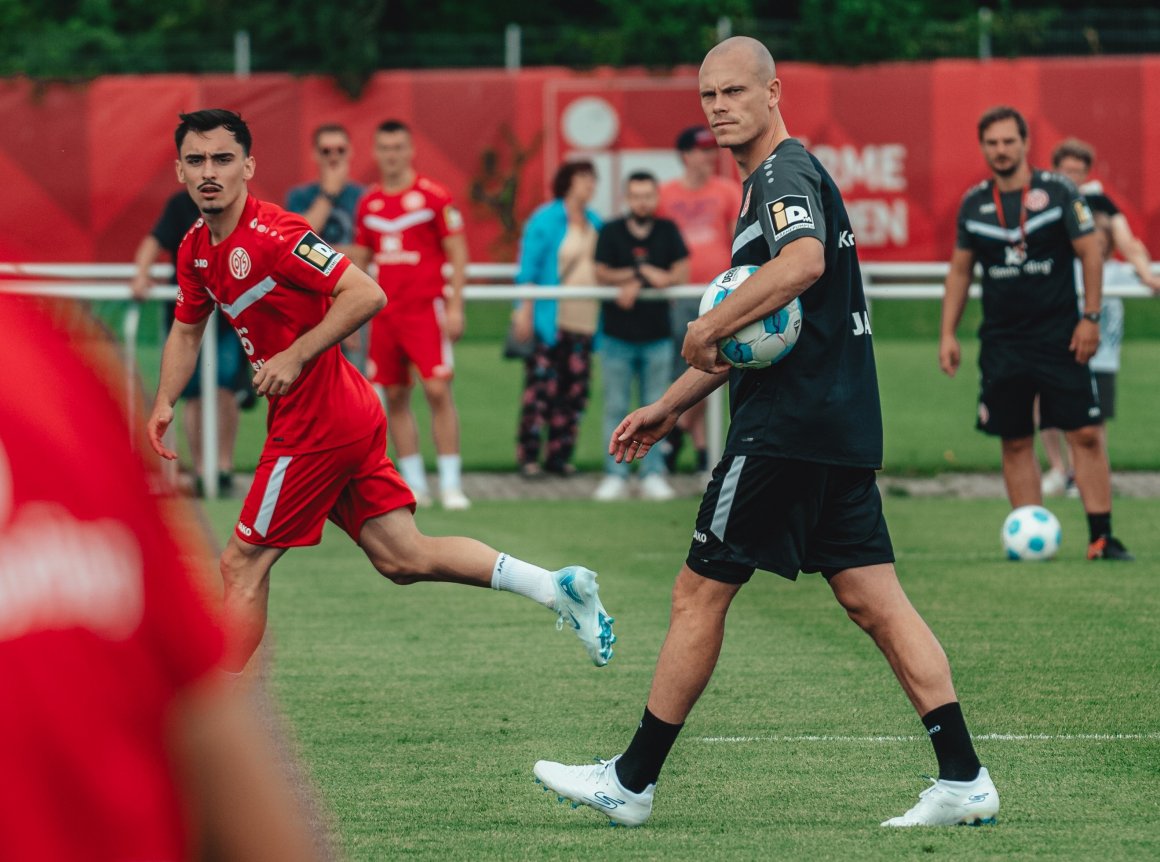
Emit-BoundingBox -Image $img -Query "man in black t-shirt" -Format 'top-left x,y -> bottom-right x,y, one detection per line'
534,36 -> 998,830
941,107 -> 1131,561
592,172 -> 689,502
130,189 -> 248,496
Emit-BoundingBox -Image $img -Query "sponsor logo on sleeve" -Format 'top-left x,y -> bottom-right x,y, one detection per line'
444,204 -> 464,231
292,231 -> 344,275
767,195 -> 815,241
1073,198 -> 1093,228
229,247 -> 251,279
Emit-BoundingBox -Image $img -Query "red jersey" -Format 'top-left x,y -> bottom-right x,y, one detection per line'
658,175 -> 743,285
0,296 -> 223,861
176,195 -> 384,453
354,175 -> 464,308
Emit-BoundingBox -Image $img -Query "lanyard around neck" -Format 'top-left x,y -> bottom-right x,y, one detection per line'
992,179 -> 1030,251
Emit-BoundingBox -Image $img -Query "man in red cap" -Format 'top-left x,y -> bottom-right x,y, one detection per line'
658,126 -> 742,477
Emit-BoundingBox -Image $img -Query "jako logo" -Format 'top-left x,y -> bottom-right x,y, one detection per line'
693,530 -> 708,543
237,522 -> 253,537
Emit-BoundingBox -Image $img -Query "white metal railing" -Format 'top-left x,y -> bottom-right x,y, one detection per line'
3,262 -> 1155,499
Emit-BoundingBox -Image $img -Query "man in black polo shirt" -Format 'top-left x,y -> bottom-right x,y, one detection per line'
534,36 -> 998,829
592,172 -> 689,502
940,107 -> 1131,561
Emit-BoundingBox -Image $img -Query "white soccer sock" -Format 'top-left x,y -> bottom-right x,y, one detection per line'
437,453 -> 463,492
491,553 -> 557,609
397,454 -> 429,494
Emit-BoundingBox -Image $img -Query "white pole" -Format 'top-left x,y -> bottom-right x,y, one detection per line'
505,23 -> 521,71
201,312 -> 219,500
234,30 -> 251,79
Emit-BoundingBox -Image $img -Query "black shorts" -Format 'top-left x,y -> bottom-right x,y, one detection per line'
686,455 -> 895,585
977,349 -> 1101,438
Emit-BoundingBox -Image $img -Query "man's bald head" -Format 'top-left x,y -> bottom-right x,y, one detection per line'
702,36 -> 776,84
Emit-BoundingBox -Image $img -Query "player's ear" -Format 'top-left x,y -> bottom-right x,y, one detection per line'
175,159 -> 185,184
768,78 -> 781,110
243,156 -> 256,181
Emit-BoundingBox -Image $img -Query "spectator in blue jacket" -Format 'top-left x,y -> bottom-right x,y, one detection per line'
511,161 -> 601,477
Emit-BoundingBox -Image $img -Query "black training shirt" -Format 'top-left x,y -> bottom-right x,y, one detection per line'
955,171 -> 1094,347
595,217 -> 688,342
726,138 -> 882,468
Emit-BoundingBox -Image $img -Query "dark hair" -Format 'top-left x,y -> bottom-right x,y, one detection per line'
376,119 -> 411,135
977,106 -> 1027,142
312,123 -> 350,147
551,160 -> 595,199
1052,137 -> 1094,169
626,170 -> 658,187
175,109 -> 252,155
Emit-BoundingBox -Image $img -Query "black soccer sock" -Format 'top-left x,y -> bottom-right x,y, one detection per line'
695,447 -> 708,472
615,707 -> 684,793
922,701 -> 982,782
1087,512 -> 1112,543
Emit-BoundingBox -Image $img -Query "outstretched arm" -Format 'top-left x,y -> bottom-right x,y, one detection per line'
610,367 -> 728,463
148,317 -> 209,459
252,265 -> 385,397
1109,213 -> 1160,292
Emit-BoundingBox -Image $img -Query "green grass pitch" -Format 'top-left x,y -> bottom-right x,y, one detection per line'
200,495 -> 1160,861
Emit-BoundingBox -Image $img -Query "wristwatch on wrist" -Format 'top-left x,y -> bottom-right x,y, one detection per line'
1082,310 -> 1101,323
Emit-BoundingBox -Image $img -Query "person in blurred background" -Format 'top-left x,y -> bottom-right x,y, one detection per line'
511,160 -> 602,478
592,171 -> 689,502
1038,138 -> 1160,497
287,123 -> 368,374
131,188 -> 248,497
350,119 -> 471,509
658,125 -> 741,479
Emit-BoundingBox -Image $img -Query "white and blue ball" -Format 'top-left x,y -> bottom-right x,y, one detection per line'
1001,505 -> 1061,560
699,265 -> 803,369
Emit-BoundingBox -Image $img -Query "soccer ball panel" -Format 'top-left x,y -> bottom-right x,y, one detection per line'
699,266 -> 804,369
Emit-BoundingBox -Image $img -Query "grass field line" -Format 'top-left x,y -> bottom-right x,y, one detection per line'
700,732 -> 1160,743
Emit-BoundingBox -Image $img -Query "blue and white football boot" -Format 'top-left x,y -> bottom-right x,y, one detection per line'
881,767 -> 999,827
552,566 -> 615,667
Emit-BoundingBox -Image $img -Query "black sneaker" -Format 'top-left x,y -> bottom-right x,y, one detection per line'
1087,535 -> 1134,561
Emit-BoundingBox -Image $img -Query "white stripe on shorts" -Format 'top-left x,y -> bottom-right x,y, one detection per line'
710,455 -> 746,541
254,455 -> 293,537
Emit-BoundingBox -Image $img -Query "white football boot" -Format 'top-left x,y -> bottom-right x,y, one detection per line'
881,767 -> 999,827
440,487 -> 472,510
552,566 -> 615,666
533,755 -> 654,827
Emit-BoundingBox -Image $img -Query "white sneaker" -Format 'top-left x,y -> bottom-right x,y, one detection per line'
640,473 -> 676,501
592,475 -> 629,502
881,767 -> 999,827
1041,469 -> 1067,497
552,566 -> 615,666
441,488 -> 471,510
533,755 -> 654,826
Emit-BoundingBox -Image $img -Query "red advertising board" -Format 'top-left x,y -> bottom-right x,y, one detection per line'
2,57 -> 1158,266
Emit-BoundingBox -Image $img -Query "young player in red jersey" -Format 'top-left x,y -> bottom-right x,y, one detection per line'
147,110 -> 615,675
0,296 -> 323,862
351,119 -> 471,509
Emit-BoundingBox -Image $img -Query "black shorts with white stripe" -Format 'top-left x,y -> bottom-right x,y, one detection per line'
686,455 -> 895,584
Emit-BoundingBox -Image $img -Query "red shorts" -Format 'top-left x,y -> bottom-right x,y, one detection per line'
368,299 -> 454,387
236,422 -> 414,548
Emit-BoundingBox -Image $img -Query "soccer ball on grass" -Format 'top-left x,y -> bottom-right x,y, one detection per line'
698,265 -> 803,369
1001,505 -> 1061,560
